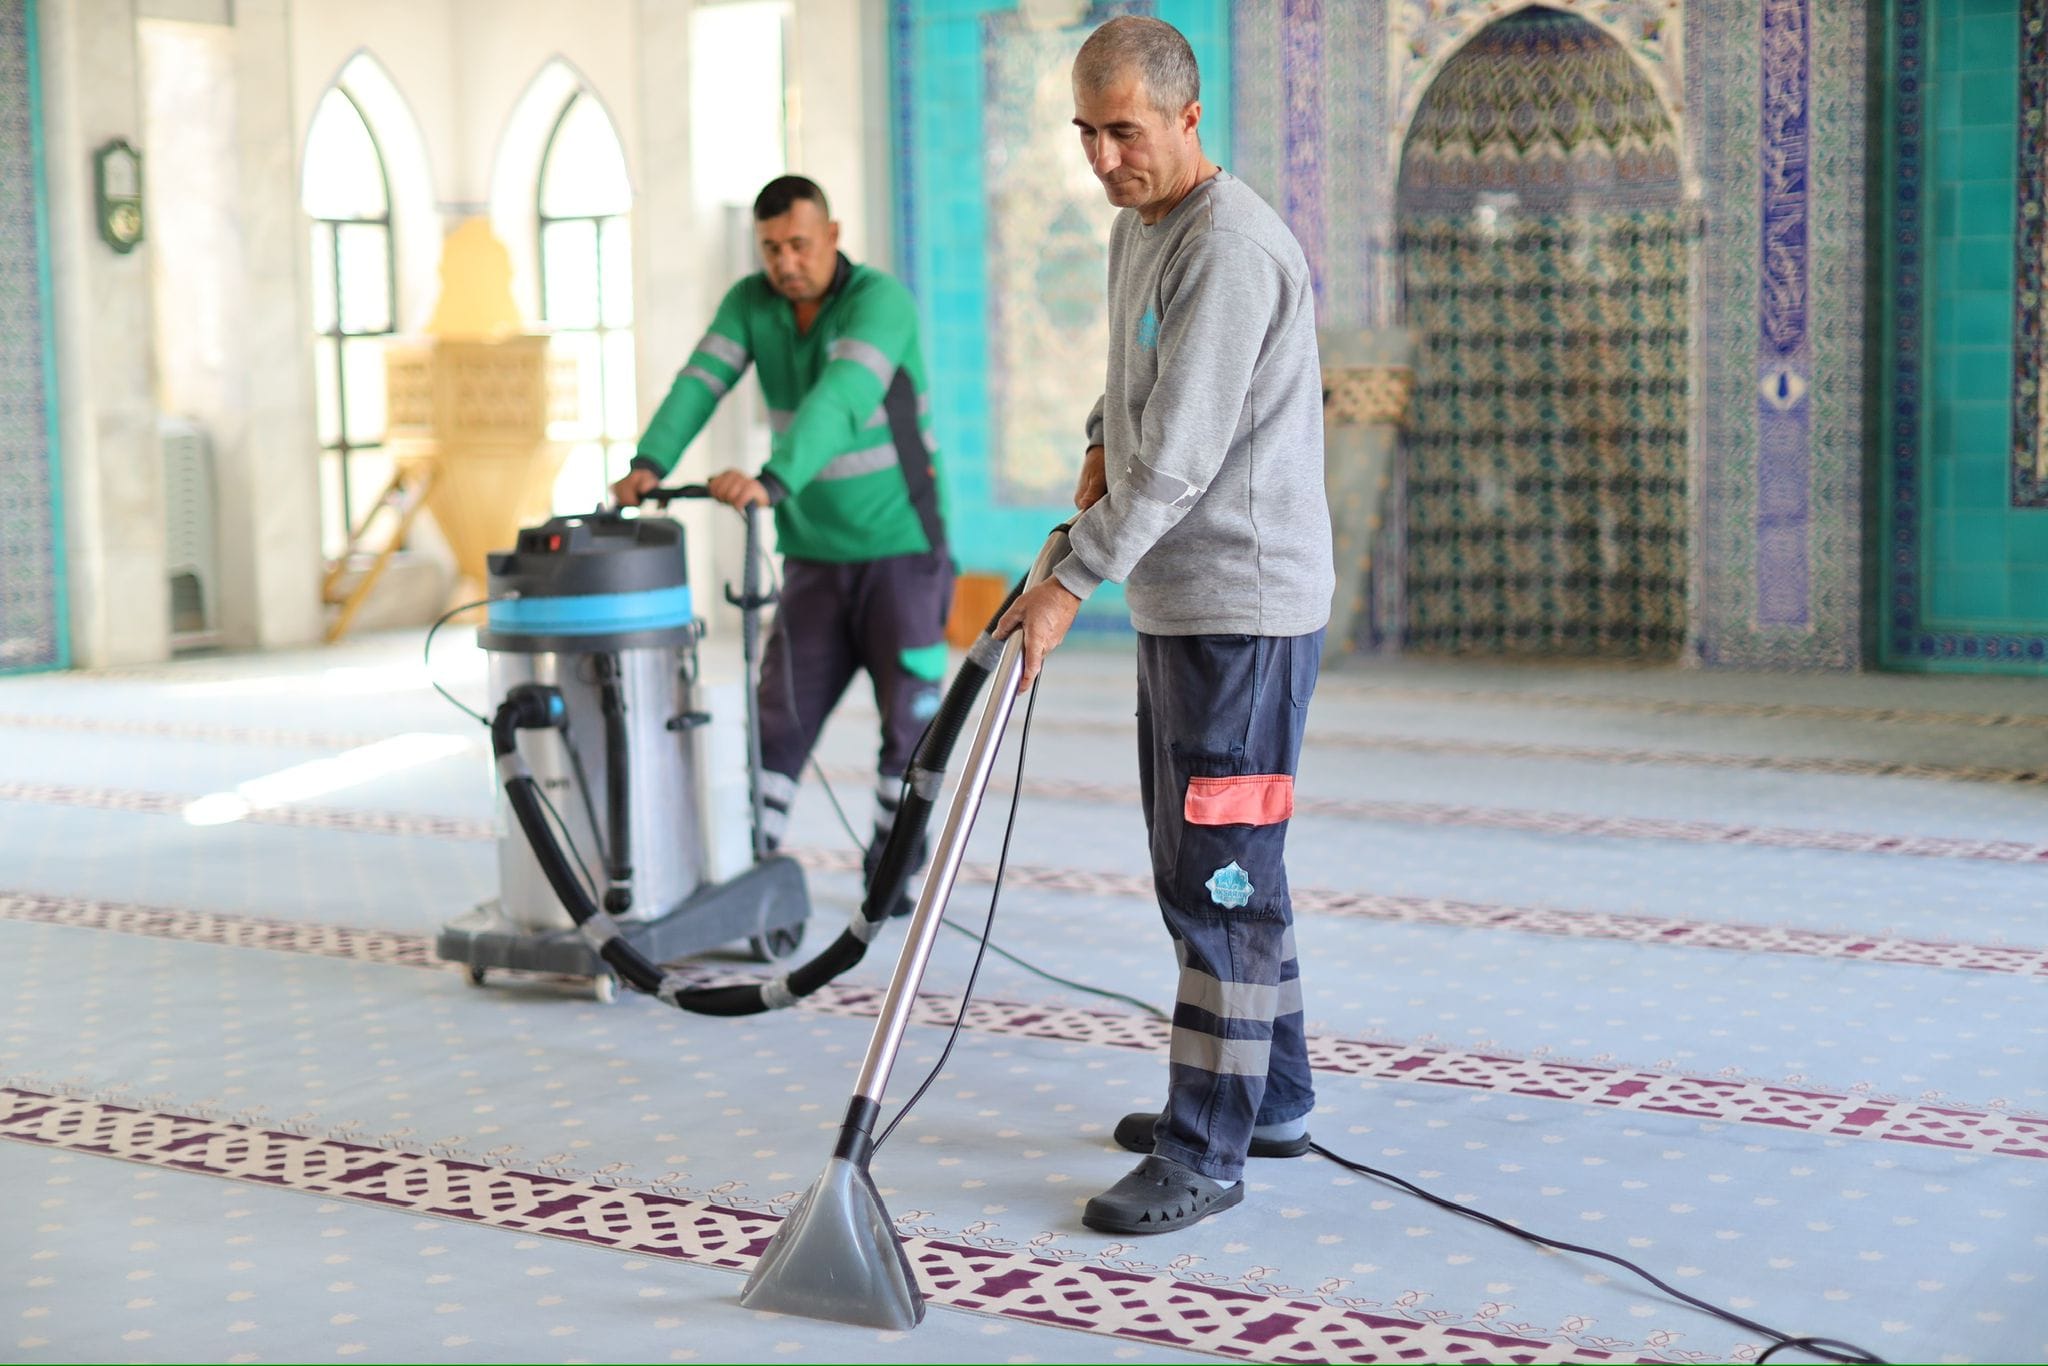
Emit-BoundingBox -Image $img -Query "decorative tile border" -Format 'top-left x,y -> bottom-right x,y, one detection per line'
890,0 -> 919,297
2012,0 -> 2047,508
1282,0 -> 1325,314
0,1086 -> 1636,1364
1688,0 -> 1869,669
0,0 -> 63,674
1755,0 -> 1813,626
10,887 -> 2047,1162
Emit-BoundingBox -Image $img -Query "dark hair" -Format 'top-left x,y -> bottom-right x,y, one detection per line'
753,175 -> 831,222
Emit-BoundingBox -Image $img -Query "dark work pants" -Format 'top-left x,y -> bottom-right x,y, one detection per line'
1136,629 -> 1323,1184
755,550 -> 953,849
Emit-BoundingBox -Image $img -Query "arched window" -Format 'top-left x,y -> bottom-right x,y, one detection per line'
538,90 -> 634,508
303,83 -> 396,559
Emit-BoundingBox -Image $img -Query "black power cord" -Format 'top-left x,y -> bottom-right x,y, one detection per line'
423,594 -> 516,726
1308,1140 -> 1885,1364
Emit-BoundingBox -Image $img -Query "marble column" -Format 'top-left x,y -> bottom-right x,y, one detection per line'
139,1 -> 322,651
38,0 -> 166,667
224,0 -> 322,648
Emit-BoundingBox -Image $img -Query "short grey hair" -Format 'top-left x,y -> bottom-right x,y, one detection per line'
1073,16 -> 1200,117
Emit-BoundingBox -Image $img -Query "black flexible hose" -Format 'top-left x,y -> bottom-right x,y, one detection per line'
596,652 -> 633,915
490,544 -> 1045,1016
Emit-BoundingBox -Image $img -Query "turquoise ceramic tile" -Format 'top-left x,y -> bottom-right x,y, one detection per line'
2010,567 -> 2048,616
1947,346 -> 2014,400
1951,509 -> 2014,560
1957,129 -> 2017,181
1927,571 -> 1967,622
1933,238 -> 1963,292
1935,74 -> 1965,126
1931,397 -> 1958,451
1947,454 -> 2012,511
1947,293 -> 2014,349
1960,72 -> 2018,128
1953,241 -> 2015,293
1945,397 -> 2013,457
1956,11 -> 2018,68
1956,179 -> 2015,230
1934,128 -> 1963,184
1956,571 -> 2013,621
2006,513 -> 2048,565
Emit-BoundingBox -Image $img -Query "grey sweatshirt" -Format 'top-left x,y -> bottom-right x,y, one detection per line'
1053,170 -> 1334,637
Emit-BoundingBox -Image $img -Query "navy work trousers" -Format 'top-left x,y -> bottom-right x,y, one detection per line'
754,549 -> 953,849
1136,629 -> 1323,1184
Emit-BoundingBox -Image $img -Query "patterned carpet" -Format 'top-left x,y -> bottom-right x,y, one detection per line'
2,630 -> 2046,1363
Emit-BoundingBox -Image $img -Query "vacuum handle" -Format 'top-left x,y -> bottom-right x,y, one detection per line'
738,503 -> 769,863
641,483 -> 711,505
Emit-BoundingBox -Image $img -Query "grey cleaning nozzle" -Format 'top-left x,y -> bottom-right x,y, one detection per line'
738,1155 -> 925,1330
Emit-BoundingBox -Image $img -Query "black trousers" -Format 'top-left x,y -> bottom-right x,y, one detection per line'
753,549 -> 953,849
1136,629 -> 1323,1182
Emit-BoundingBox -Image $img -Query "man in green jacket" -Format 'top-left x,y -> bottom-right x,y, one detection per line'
612,176 -> 950,905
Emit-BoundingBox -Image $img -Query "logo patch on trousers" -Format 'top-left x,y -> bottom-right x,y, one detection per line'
1205,861 -> 1253,909
910,686 -> 942,722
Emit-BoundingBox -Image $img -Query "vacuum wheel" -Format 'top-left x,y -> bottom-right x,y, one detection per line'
592,973 -> 618,1005
748,922 -> 805,964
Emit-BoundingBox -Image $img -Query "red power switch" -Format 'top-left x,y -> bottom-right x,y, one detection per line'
547,534 -> 562,552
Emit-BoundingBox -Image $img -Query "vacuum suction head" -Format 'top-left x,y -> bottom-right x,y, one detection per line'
739,1157 -> 926,1330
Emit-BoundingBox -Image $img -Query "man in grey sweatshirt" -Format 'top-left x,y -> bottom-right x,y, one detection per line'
997,15 -> 1334,1235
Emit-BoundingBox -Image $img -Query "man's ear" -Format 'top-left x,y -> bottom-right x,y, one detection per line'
1182,99 -> 1202,139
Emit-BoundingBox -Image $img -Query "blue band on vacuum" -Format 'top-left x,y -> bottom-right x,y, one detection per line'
488,586 -> 694,637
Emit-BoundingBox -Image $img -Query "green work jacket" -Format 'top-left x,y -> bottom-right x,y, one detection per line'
635,255 -> 946,563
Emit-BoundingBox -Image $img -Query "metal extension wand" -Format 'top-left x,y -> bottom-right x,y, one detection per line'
736,525 -> 1071,1330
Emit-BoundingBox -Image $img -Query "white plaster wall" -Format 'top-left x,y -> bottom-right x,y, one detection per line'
787,0 -> 869,261
856,0 -> 893,272
39,0 -> 169,667
287,1 -> 458,208
450,0 -> 642,210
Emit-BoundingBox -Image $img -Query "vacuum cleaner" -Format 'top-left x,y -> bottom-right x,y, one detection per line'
437,487 -> 810,999
442,484 -> 1056,1023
